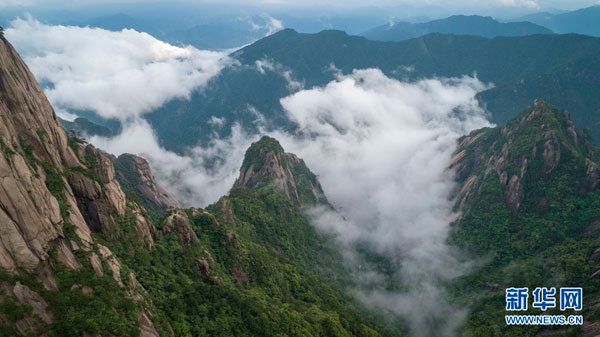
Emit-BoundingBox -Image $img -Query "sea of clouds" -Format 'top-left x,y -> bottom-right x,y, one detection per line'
7,18 -> 492,336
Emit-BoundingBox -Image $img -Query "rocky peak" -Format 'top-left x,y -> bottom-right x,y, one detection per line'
113,153 -> 180,211
234,136 -> 327,205
449,99 -> 598,218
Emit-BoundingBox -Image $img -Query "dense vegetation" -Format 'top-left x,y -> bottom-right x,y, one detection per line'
448,101 -> 600,335
108,184 -> 400,336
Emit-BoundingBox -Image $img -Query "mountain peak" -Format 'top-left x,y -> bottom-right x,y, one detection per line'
450,99 -> 598,217
234,136 -> 327,205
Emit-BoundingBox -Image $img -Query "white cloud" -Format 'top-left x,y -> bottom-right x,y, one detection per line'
91,120 -> 257,207
255,58 -> 303,90
270,68 -> 492,336
247,13 -> 284,36
5,17 -> 234,122
5,17 -> 252,207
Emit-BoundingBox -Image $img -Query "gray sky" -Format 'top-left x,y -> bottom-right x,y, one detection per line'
0,0 -> 598,10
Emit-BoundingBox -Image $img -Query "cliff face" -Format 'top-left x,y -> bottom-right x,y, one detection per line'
234,136 -> 327,205
0,36 -> 158,336
113,153 -> 180,213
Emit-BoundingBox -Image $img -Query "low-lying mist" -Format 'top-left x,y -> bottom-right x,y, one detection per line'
271,69 -> 492,336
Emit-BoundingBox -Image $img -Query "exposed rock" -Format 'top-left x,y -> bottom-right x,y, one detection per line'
583,321 -> 600,337
138,311 -> 160,337
38,263 -> 58,291
230,265 -> 248,284
592,248 -> 600,261
586,159 -> 599,192
196,258 -> 220,285
55,238 -> 81,270
90,253 -> 103,277
63,184 -> 93,247
450,99 -> 598,223
447,150 -> 466,168
505,175 -> 523,217
542,131 -> 560,174
456,175 -> 478,209
13,282 -> 52,323
98,244 -> 123,286
127,272 -> 146,302
162,209 -> 199,245
0,281 -> 52,336
234,136 -> 327,205
485,282 -> 501,291
114,153 -> 180,209
70,284 -> 93,296
131,203 -> 155,247
196,258 -> 210,273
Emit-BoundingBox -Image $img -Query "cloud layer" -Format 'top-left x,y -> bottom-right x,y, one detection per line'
271,69 -> 492,336
90,120 -> 256,207
5,18 -> 252,207
5,17 -> 233,122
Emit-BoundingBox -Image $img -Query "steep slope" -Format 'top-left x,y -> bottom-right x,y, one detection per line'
361,15 -> 553,41
448,100 -> 600,336
0,34 -> 160,336
145,29 -> 600,151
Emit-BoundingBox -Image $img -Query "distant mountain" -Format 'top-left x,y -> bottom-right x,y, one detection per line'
163,23 -> 273,50
514,5 -> 600,37
361,15 -> 553,41
143,29 -> 600,152
58,117 -> 115,138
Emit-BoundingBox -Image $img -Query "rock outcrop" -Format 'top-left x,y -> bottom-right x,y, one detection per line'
113,153 -> 180,211
234,136 -> 327,205
450,99 -> 599,218
161,209 -> 199,245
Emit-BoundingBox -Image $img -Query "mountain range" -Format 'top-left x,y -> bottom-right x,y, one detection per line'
138,29 -> 600,153
360,15 -> 553,41
515,5 -> 600,37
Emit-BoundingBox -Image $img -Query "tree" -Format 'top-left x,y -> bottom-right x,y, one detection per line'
0,26 -> 4,38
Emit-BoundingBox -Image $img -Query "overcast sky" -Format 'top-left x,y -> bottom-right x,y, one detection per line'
0,0 -> 598,11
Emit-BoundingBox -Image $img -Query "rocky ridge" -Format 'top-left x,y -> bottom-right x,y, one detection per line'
0,35 -> 159,336
449,99 -> 598,218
